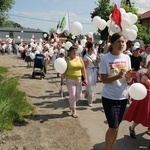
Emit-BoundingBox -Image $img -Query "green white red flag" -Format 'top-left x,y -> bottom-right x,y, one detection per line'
57,13 -> 69,34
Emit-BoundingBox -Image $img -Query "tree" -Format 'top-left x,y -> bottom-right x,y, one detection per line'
0,0 -> 15,27
90,0 -> 112,41
91,0 -> 150,44
3,20 -> 22,28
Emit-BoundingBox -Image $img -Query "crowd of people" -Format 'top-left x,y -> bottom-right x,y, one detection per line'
0,33 -> 149,150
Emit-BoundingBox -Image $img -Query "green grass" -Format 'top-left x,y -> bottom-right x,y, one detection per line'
0,66 -> 34,131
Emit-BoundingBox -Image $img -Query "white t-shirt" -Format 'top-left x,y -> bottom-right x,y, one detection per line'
99,52 -> 131,100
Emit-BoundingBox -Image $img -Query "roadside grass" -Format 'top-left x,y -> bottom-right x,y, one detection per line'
0,66 -> 34,131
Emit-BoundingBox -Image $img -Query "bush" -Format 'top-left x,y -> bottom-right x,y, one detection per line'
0,67 -> 34,131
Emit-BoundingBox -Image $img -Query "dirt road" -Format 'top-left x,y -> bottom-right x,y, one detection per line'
0,54 -> 149,150
0,54 -> 92,150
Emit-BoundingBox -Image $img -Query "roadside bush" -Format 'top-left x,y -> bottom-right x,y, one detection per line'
0,66 -> 34,131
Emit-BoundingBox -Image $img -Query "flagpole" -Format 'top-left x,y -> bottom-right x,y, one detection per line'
67,10 -> 70,34
108,19 -> 113,42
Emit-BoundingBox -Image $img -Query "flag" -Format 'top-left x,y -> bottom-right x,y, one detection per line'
57,13 -> 69,34
31,35 -> 36,41
111,0 -> 122,30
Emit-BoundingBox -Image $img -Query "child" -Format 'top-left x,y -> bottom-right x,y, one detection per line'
123,61 -> 150,138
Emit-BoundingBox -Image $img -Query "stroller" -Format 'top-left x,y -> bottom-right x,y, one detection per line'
32,54 -> 46,79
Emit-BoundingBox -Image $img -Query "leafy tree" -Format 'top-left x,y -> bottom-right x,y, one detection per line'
91,0 -> 150,44
90,0 -> 112,41
3,20 -> 22,28
0,0 -> 15,27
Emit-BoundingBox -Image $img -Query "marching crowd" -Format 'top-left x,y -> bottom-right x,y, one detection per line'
0,34 -> 149,150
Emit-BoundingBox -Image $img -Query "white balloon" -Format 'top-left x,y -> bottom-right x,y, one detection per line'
106,20 -> 111,28
78,45 -> 83,53
108,29 -> 114,36
70,22 -> 83,35
127,12 -> 138,24
93,16 -> 101,28
122,28 -> 130,39
65,41 -> 72,50
30,52 -> 35,60
54,58 -> 67,74
43,33 -> 47,38
127,29 -> 137,41
110,24 -> 121,33
120,8 -> 126,14
99,19 -> 107,30
128,25 -> 138,32
121,13 -> 129,19
109,13 -> 112,20
121,18 -> 131,30
128,83 -> 147,100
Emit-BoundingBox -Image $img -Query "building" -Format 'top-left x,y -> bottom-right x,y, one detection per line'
0,27 -> 47,43
50,32 -> 67,43
140,10 -> 150,34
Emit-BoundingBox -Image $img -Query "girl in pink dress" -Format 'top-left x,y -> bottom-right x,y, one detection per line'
124,61 -> 150,138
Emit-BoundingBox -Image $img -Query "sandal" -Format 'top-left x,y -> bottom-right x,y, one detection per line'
72,112 -> 79,118
129,126 -> 136,139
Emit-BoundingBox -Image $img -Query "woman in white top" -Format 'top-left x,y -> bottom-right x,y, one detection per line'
99,33 -> 137,150
83,41 -> 98,107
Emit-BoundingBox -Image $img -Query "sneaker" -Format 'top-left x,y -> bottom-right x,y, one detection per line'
129,126 -> 136,139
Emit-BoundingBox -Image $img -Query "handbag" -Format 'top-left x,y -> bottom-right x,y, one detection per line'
81,75 -> 87,86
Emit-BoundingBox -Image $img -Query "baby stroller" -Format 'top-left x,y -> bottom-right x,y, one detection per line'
32,54 -> 46,79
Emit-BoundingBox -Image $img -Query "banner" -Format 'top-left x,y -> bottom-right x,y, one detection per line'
57,13 -> 69,34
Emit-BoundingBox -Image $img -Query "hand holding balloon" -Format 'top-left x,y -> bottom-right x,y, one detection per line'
126,69 -> 137,78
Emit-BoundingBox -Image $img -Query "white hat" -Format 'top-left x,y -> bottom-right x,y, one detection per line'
132,45 -> 140,51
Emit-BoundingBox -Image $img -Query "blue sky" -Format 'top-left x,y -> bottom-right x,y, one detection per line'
8,0 -> 150,34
